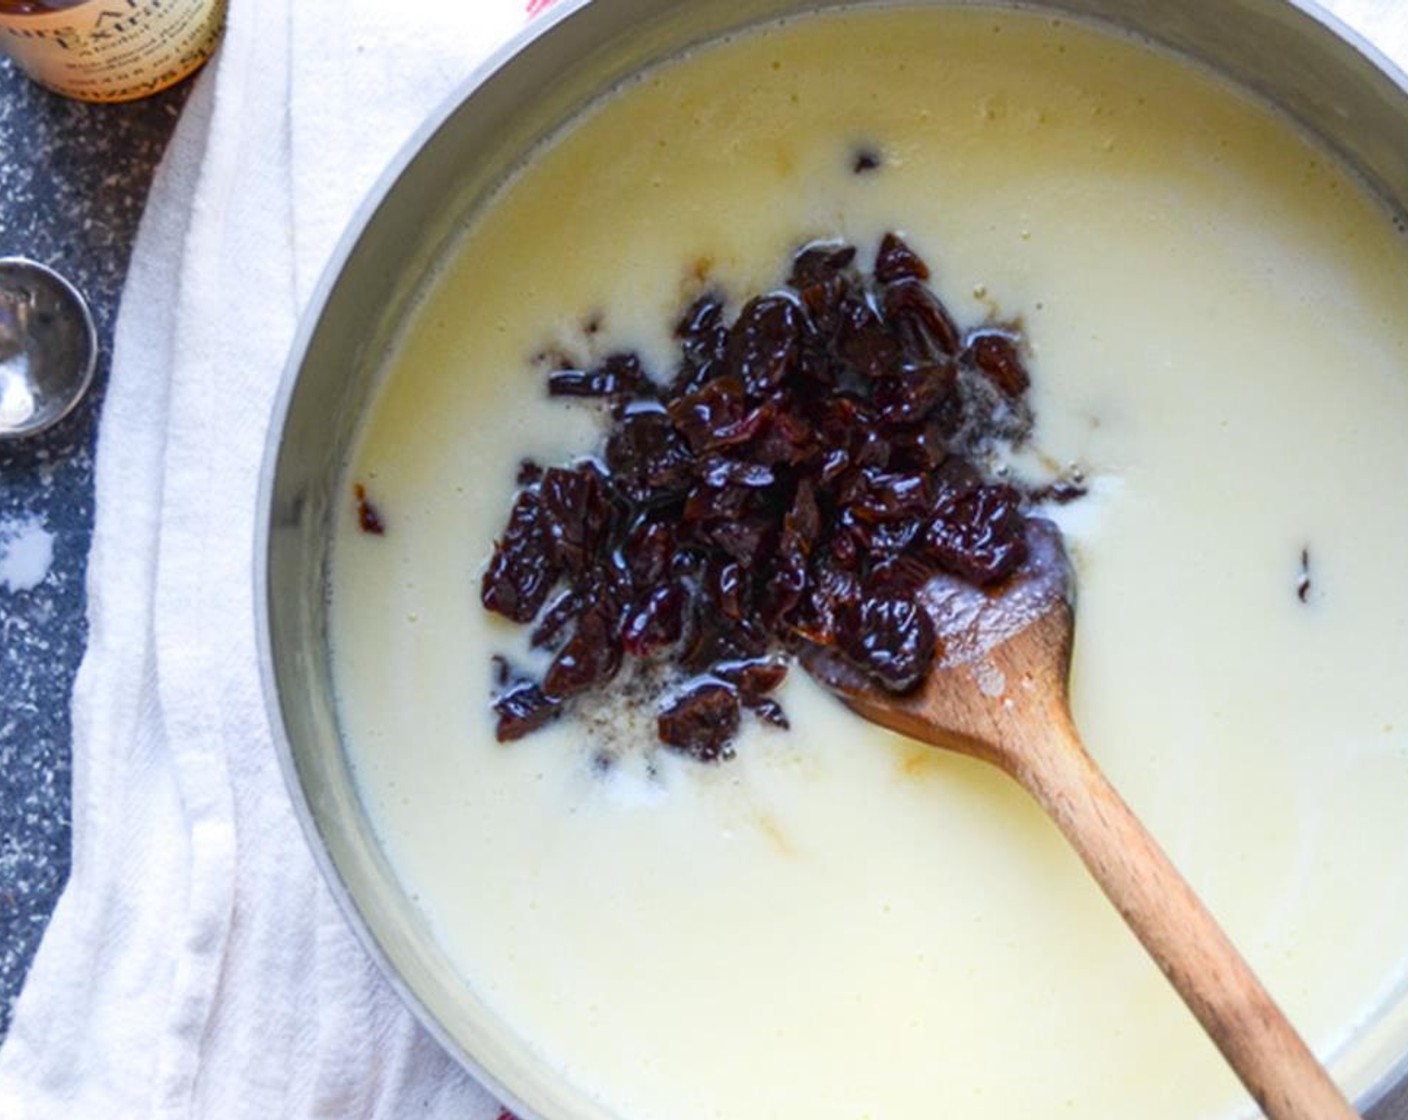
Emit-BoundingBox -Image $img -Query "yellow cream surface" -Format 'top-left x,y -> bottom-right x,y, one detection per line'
329,8 -> 1408,1118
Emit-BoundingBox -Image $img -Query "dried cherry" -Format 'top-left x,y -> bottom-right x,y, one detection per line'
482,490 -> 559,623
923,483 -> 1028,585
873,232 -> 931,284
834,596 -> 937,693
965,330 -> 1030,397
494,681 -> 561,742
658,683 -> 742,762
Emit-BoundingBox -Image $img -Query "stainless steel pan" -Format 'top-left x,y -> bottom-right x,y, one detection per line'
257,2 -> 1408,1116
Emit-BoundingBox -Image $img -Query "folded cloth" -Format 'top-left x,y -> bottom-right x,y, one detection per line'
0,1 -> 1404,1118
0,1 -> 534,1117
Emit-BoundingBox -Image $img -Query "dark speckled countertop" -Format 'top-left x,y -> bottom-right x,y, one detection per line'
0,55 -> 188,1040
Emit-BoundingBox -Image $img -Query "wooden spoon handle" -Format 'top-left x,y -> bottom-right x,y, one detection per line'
1008,711 -> 1358,1120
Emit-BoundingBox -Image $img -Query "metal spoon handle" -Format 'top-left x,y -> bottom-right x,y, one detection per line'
1007,709 -> 1358,1120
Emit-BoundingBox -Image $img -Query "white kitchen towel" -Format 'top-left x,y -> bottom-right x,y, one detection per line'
0,1 -> 1407,1118
0,0 -> 536,1117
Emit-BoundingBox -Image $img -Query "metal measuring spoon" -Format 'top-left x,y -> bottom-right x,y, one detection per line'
0,257 -> 98,440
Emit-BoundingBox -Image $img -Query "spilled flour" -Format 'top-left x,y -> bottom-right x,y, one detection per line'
0,517 -> 54,593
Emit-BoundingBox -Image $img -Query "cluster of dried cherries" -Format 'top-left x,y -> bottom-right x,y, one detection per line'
481,233 -> 1057,761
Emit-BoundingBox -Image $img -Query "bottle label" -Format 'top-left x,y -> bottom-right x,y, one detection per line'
0,0 -> 227,103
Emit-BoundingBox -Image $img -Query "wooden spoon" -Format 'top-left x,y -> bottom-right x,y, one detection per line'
802,518 -> 1358,1120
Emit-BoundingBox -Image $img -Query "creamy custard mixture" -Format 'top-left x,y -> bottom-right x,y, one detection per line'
330,7 -> 1408,1119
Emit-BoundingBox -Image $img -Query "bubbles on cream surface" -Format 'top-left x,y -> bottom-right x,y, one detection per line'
329,7 -> 1408,1119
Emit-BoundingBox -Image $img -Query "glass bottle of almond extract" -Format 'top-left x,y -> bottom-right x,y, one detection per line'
0,0 -> 226,102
